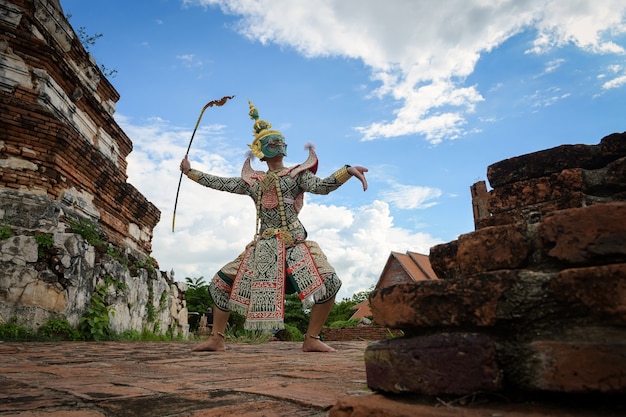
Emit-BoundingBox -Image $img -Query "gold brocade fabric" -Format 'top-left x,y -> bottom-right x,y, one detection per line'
334,165 -> 353,184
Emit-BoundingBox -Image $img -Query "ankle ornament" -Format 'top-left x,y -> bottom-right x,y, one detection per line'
306,334 -> 321,340
210,331 -> 225,338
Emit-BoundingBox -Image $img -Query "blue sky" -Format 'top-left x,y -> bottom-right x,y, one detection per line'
60,0 -> 626,300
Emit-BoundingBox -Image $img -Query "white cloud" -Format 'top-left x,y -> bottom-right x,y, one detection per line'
527,87 -> 572,108
600,63 -> 626,90
602,74 -> 626,90
176,53 -> 203,68
380,183 -> 442,210
121,116 -> 441,299
184,0 -> 626,143
301,200 -> 443,299
544,58 -> 565,74
597,64 -> 626,91
526,1 -> 626,55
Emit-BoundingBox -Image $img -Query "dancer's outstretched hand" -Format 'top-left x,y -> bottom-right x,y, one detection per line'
348,166 -> 368,191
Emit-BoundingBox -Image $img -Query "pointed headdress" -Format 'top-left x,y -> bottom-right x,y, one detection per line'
247,100 -> 287,160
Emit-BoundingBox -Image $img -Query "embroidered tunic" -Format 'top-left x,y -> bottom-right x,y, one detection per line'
186,150 -> 352,330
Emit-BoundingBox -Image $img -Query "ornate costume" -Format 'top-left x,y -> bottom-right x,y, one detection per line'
185,101 -> 354,330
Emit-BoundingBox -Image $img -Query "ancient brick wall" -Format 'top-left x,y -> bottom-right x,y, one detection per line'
0,0 -> 158,254
0,0 -> 187,336
368,132 -> 625,399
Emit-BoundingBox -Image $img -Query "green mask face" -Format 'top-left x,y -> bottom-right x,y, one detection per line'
260,134 -> 287,160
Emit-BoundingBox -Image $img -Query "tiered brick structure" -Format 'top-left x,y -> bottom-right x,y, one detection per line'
1,0 -> 159,253
0,0 -> 188,336
364,133 -> 625,402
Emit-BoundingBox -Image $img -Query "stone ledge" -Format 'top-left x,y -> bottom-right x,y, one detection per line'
323,325 -> 401,341
330,392 -> 625,417
364,333 -> 502,396
369,271 -> 518,328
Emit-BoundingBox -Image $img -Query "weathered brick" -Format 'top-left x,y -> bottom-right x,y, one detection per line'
487,133 -> 626,188
457,224 -> 530,275
603,156 -> 626,191
429,239 -> 461,279
0,0 -> 159,254
551,263 -> 626,324
513,338 -> 626,394
365,333 -> 502,395
322,326 -> 401,341
491,193 -> 587,228
370,271 -> 518,329
539,202 -> 626,264
487,169 -> 585,215
599,131 -> 626,158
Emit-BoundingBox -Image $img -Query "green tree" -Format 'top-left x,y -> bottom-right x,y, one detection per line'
185,276 -> 213,333
283,293 -> 309,334
326,287 -> 374,325
184,276 -> 212,314
350,289 -> 372,304
327,297 -> 356,324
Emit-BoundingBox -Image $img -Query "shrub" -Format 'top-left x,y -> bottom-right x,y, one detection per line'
34,232 -> 54,259
328,318 -> 361,328
274,323 -> 303,341
226,328 -> 272,344
0,225 -> 13,240
0,318 -> 36,341
79,277 -> 114,340
68,216 -> 104,246
184,276 -> 213,314
38,319 -> 81,341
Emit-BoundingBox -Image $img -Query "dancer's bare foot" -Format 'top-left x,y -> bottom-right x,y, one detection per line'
192,333 -> 226,352
302,335 -> 336,352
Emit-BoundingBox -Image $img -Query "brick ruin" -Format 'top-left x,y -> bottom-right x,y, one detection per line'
0,0 -> 188,335
1,0 -> 158,253
363,133 -> 625,408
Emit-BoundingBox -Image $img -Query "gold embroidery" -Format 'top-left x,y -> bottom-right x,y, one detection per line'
186,169 -> 201,182
261,227 -> 294,245
334,165 -> 352,184
255,170 -> 294,245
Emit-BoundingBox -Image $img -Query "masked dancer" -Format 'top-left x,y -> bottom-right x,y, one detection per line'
180,101 -> 368,352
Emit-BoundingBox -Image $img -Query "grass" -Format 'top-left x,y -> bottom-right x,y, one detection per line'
0,318 -> 187,342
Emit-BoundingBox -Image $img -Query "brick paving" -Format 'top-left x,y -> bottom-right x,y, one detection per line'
1,340 -> 623,417
0,340 -> 370,417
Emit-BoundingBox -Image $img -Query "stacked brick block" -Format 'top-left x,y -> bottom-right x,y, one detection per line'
322,326 -> 402,342
367,133 -> 625,399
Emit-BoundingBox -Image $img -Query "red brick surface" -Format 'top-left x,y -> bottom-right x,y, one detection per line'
539,202 -> 626,264
322,326 -> 398,342
2,340 -> 621,417
364,333 -> 502,395
0,340 -> 369,416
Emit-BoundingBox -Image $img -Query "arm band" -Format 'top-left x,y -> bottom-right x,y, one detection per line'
334,165 -> 352,184
186,169 -> 201,182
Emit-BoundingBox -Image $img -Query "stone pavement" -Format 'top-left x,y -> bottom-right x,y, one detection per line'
0,340 -> 369,417
1,340 -> 623,417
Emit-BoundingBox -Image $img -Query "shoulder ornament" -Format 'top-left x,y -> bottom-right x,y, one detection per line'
289,143 -> 318,178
